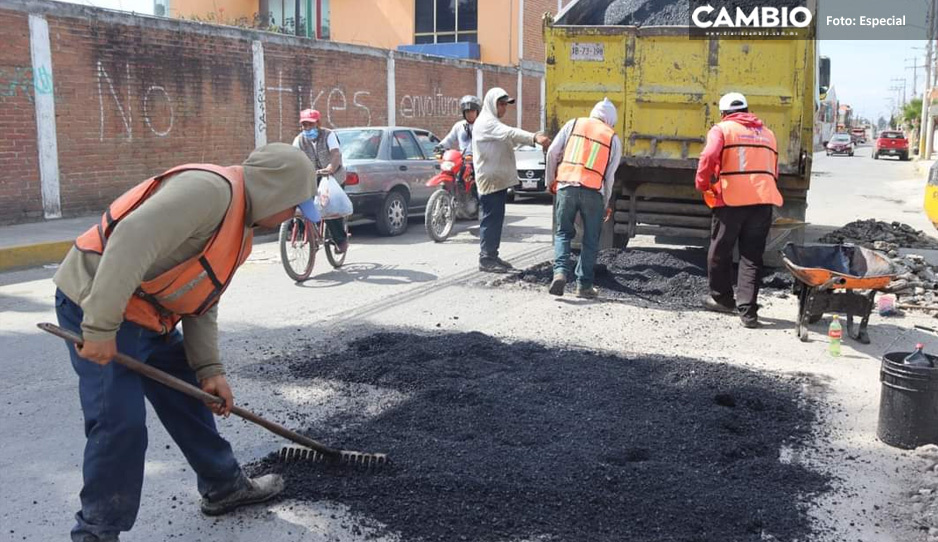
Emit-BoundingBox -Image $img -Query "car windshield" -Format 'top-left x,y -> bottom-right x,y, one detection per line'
335,129 -> 383,160
882,132 -> 903,139
831,135 -> 850,142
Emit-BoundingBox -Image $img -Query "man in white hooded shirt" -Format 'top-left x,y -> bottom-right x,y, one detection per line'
472,87 -> 551,272
544,98 -> 623,298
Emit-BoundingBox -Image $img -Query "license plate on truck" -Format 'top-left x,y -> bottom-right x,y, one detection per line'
522,180 -> 539,190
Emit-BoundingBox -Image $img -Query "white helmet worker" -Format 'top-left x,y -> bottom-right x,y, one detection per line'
718,92 -> 748,114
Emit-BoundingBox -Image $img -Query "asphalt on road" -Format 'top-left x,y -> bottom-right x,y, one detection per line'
2,147 -> 937,541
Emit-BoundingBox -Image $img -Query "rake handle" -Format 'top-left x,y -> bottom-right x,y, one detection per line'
38,322 -> 341,458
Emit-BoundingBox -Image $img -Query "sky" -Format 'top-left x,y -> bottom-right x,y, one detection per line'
819,39 -> 929,123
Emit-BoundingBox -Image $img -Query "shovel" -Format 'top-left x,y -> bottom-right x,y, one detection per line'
38,322 -> 388,469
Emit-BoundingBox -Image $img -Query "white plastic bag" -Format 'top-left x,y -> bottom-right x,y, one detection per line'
316,175 -> 353,219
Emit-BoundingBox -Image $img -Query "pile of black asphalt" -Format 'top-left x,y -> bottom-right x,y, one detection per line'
249,330 -> 829,542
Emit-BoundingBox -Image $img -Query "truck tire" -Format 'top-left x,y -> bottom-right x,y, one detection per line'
901,152 -> 909,161
872,151 -> 878,160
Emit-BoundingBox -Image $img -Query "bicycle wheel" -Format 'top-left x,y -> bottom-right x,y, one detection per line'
279,217 -> 316,281
324,219 -> 348,268
425,189 -> 456,243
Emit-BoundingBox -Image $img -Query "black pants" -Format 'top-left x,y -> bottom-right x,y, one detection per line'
708,204 -> 773,316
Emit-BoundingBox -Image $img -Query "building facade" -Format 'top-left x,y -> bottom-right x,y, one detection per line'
169,0 -> 574,67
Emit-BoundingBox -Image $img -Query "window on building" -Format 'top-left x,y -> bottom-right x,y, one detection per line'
153,0 -> 169,17
267,0 -> 329,38
414,0 -> 478,44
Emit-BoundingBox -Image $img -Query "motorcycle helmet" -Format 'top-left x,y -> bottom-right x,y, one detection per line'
459,95 -> 482,118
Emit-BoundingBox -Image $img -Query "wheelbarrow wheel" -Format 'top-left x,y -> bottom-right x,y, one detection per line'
796,286 -> 811,342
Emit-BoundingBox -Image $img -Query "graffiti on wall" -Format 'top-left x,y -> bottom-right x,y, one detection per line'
399,89 -> 462,119
266,69 -> 374,141
0,65 -> 54,102
96,61 -> 175,141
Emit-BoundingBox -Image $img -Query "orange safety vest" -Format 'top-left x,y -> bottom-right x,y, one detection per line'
74,164 -> 254,334
555,117 -> 616,192
703,120 -> 784,208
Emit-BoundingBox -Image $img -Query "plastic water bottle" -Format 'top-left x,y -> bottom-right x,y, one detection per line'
904,344 -> 934,368
828,315 -> 842,357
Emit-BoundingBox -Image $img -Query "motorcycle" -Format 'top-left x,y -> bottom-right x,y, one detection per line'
424,148 -> 479,242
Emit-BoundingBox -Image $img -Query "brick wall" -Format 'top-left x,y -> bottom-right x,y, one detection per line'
523,0 -> 556,63
396,57 -> 476,138
263,44 -> 388,143
0,1 -> 545,224
0,10 -> 42,223
48,16 -> 255,216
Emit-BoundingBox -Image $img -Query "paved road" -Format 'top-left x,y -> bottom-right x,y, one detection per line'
1,158 -> 935,541
807,143 -> 928,238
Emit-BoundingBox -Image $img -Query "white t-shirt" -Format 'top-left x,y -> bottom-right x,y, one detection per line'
292,132 -> 340,151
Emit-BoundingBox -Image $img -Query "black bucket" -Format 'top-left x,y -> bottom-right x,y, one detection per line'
878,352 -> 938,449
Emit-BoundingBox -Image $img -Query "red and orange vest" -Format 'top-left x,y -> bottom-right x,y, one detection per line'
75,164 -> 254,334
704,120 -> 784,208
555,117 -> 616,192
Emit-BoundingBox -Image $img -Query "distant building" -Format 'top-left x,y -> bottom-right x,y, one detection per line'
164,0 -> 574,67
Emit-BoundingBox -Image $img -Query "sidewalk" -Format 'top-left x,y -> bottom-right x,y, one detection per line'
0,216 -> 91,272
0,216 -> 284,272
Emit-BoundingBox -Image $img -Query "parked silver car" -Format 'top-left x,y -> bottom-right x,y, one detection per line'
335,127 -> 442,236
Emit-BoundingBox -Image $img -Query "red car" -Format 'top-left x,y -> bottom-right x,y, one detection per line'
826,133 -> 855,156
873,131 -> 910,161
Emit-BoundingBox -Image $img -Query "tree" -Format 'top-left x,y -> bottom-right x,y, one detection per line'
903,98 -> 923,128
876,116 -> 888,131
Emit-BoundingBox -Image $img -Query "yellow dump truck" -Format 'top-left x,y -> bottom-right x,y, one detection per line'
544,1 -> 826,256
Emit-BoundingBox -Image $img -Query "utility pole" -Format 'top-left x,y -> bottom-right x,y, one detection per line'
925,0 -> 937,158
892,78 -> 908,106
908,58 -> 927,97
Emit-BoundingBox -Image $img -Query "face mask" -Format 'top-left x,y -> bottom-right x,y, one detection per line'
304,128 -> 319,139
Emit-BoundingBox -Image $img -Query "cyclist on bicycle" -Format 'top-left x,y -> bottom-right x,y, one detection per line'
439,95 -> 482,155
293,109 -> 349,253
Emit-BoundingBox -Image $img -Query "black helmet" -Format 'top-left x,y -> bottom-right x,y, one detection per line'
459,95 -> 482,115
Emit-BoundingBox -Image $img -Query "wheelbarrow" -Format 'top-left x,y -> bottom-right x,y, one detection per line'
781,243 -> 897,344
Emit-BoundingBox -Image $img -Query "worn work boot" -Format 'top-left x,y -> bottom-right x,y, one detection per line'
549,274 -> 567,296
201,474 -> 285,516
575,285 -> 599,299
492,257 -> 514,269
702,295 -> 736,314
740,313 -> 760,329
479,257 -> 511,273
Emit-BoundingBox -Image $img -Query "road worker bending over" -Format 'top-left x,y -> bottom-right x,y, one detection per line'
53,143 -> 316,542
696,92 -> 783,328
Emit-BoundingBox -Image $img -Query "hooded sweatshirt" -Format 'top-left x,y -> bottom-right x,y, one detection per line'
695,112 -> 778,207
471,87 -> 540,195
53,143 -> 316,379
545,98 -> 623,208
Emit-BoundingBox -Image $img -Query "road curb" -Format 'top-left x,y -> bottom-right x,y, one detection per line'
0,240 -> 72,272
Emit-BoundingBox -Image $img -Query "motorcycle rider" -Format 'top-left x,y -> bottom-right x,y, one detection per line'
440,95 -> 483,154
292,109 -> 349,253
437,95 -> 483,219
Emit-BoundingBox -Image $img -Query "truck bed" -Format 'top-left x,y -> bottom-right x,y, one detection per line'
545,3 -> 815,252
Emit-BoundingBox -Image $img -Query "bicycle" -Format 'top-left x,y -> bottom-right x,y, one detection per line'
279,215 -> 349,282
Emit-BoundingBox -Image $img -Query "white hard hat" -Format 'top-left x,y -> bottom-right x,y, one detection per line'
719,92 -> 748,112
